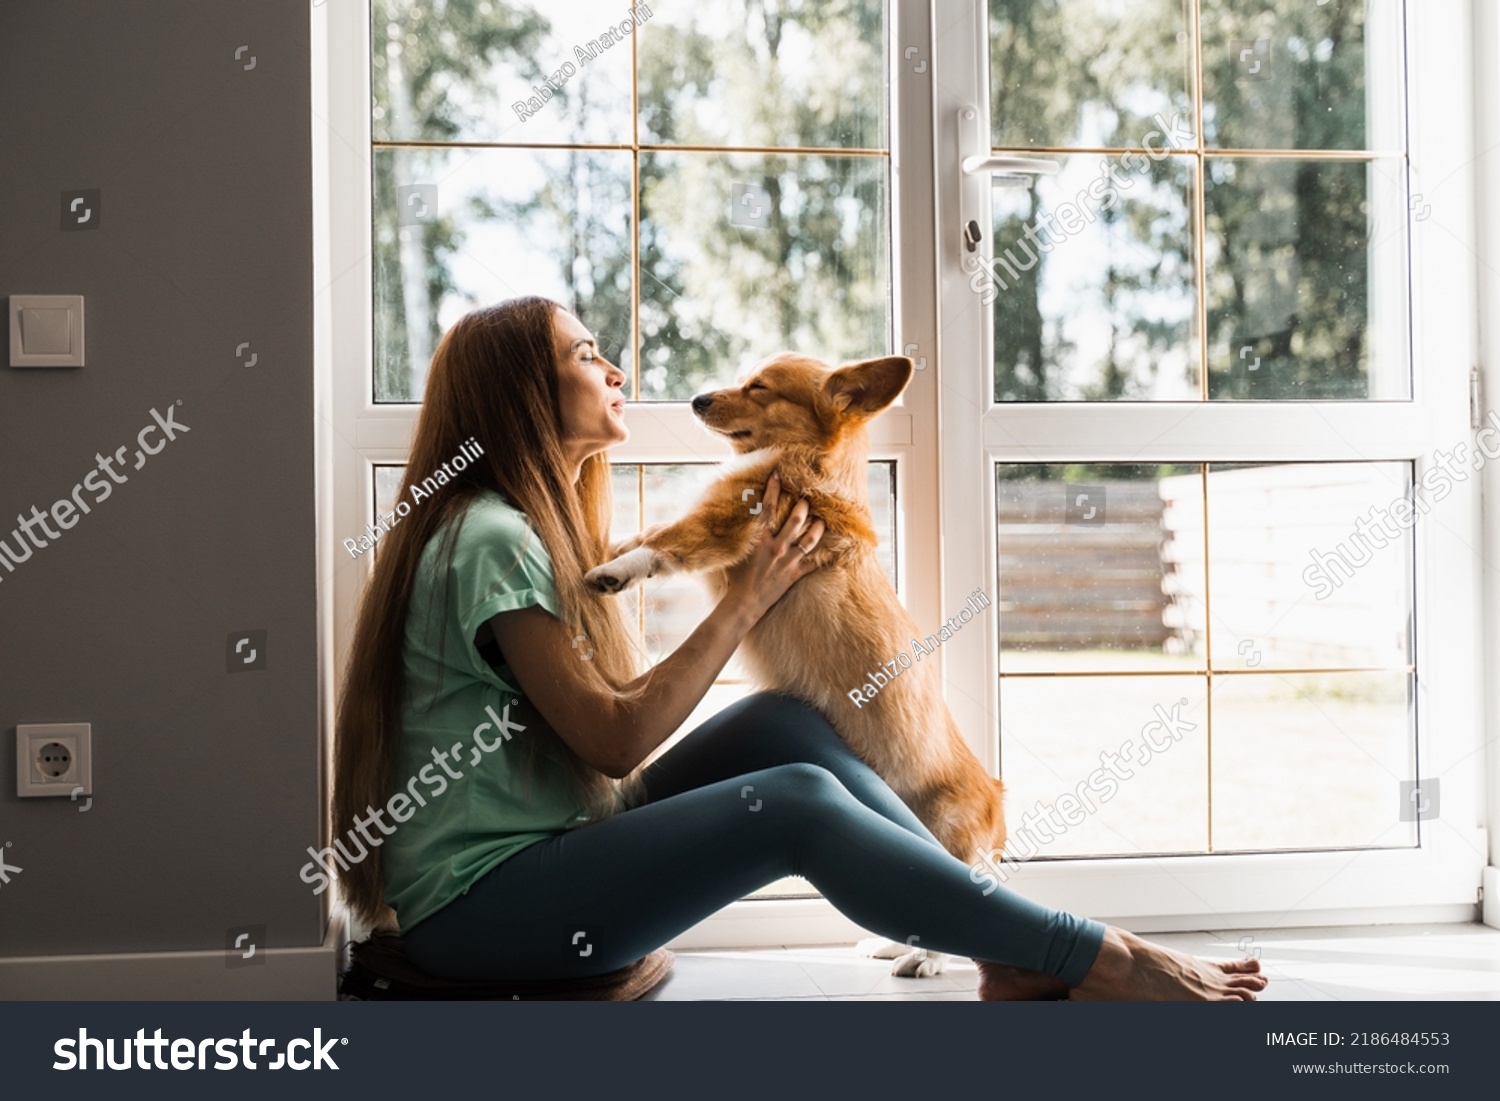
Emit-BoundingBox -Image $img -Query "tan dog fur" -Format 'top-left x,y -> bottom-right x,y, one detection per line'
586,354 -> 1007,951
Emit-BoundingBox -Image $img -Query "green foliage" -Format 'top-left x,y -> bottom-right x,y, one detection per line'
987,0 -> 1394,404
371,0 -> 552,401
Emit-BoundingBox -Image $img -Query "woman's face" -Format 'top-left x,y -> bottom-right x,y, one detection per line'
553,309 -> 628,469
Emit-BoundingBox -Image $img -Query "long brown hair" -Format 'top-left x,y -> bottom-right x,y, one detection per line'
334,296 -> 639,928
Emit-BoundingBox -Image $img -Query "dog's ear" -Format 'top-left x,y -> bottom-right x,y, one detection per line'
822,356 -> 914,418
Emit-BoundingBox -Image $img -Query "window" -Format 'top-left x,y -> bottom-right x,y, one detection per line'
935,0 -> 1484,921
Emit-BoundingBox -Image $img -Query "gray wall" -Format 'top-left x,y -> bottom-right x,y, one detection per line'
0,0 -> 320,956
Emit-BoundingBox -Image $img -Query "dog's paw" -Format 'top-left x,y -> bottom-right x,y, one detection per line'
892,950 -> 948,978
585,547 -> 657,594
585,562 -> 631,593
857,937 -> 947,977
856,936 -> 905,960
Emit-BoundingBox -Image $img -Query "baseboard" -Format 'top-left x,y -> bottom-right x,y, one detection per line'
0,913 -> 345,1001
666,897 -> 1482,951
1091,903 -> 1480,935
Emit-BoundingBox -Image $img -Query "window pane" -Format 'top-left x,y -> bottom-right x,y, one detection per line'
988,0 -> 1193,150
1211,672 -> 1415,851
374,466 -> 404,523
999,676 -> 1209,858
373,146 -> 633,403
996,464 -> 1204,673
1199,0 -> 1406,151
985,154 -> 1199,402
639,152 -> 890,400
1204,157 -> 1409,399
639,0 -> 887,149
1204,463 -> 1411,670
372,0 -> 635,145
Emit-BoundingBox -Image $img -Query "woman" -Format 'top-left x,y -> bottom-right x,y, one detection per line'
333,296 -> 1266,1000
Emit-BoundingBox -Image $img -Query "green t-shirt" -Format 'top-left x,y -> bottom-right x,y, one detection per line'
381,490 -> 606,930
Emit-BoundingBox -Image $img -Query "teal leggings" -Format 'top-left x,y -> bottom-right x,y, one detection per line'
402,693 -> 1105,986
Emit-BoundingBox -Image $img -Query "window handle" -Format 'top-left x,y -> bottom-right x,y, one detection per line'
961,153 -> 1061,187
956,106 -> 1060,270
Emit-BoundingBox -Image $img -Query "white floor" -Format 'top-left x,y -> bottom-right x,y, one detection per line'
644,923 -> 1500,1000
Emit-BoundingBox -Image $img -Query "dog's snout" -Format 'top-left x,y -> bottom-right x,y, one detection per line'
691,394 -> 713,415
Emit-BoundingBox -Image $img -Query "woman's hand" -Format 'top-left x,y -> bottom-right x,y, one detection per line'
721,472 -> 826,623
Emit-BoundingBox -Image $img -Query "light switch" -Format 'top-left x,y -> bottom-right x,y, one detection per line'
22,309 -> 72,354
9,295 -> 85,367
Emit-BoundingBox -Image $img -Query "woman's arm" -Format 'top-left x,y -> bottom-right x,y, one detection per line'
488,473 -> 825,779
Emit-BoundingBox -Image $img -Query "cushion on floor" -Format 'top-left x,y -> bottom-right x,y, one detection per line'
338,932 -> 673,1001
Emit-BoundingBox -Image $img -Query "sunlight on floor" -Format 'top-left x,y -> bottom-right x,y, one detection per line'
645,923 -> 1500,1001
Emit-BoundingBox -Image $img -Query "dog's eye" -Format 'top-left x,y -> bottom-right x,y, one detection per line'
746,382 -> 767,392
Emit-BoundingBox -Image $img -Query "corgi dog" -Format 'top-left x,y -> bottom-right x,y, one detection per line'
585,352 -> 1007,977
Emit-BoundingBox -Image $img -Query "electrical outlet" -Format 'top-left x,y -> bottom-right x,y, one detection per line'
16,723 -> 92,798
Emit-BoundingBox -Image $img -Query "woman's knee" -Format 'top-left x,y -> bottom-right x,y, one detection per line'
738,764 -> 859,874
758,761 -> 850,815
639,694 -> 843,806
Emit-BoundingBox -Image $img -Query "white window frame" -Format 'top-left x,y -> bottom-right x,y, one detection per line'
1479,0 -> 1500,931
931,0 -> 1489,928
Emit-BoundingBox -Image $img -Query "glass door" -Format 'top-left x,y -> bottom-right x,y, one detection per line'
933,0 -> 1485,923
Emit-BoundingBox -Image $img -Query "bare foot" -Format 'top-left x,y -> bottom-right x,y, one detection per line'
1069,927 -> 1268,1001
976,959 -> 1069,1000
